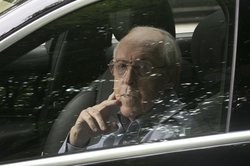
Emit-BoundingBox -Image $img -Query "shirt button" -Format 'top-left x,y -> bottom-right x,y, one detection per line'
122,140 -> 127,145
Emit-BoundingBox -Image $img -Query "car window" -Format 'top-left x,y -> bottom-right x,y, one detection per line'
229,0 -> 250,132
0,0 -> 235,164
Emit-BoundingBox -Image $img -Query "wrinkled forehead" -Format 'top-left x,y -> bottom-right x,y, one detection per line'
116,29 -> 165,65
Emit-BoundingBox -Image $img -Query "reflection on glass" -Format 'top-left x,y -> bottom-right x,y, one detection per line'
0,0 -> 232,164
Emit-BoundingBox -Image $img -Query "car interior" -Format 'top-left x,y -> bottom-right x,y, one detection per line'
40,0 -> 228,155
0,0 -> 230,160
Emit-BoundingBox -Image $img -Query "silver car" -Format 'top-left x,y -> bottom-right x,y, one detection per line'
0,0 -> 249,165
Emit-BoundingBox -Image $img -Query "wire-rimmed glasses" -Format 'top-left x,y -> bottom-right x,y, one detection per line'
108,59 -> 165,77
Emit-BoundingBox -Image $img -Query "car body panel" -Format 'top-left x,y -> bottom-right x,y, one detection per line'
2,130 -> 250,166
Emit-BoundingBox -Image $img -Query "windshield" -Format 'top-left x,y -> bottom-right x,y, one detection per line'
0,0 -> 28,15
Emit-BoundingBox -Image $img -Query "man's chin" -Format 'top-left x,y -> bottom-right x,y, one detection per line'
120,103 -> 149,121
120,105 -> 137,119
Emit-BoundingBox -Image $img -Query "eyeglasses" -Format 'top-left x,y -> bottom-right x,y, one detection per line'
108,59 -> 166,77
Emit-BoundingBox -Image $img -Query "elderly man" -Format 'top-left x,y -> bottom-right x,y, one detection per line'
59,26 -> 194,153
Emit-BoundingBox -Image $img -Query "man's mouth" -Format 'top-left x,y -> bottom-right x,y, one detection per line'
121,93 -> 135,98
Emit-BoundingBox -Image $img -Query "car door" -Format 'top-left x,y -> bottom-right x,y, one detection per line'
1,0 -> 250,165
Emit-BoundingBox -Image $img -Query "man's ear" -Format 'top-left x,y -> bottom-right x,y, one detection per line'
165,65 -> 181,89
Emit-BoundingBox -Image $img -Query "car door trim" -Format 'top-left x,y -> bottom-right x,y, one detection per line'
225,0 -> 240,132
3,130 -> 250,166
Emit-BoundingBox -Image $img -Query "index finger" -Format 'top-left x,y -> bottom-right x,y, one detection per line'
108,92 -> 116,100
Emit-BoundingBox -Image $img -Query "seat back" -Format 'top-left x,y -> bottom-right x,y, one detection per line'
190,9 -> 228,133
191,9 -> 227,84
43,0 -> 180,155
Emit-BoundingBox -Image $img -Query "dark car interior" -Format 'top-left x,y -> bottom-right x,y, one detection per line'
41,0 -> 227,155
0,0 -> 231,161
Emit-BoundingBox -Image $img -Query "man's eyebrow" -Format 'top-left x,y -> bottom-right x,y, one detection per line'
139,54 -> 155,62
139,57 -> 150,61
115,57 -> 151,61
114,59 -> 129,61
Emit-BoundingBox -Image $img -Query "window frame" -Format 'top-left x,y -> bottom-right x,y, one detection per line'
0,0 -> 246,165
2,131 -> 250,166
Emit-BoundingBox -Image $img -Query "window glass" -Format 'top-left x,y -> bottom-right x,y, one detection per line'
0,39 -> 54,161
169,0 -> 230,133
230,0 -> 250,132
0,0 -> 234,163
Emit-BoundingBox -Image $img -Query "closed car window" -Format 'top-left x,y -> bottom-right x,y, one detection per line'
0,0 -> 235,164
229,0 -> 250,132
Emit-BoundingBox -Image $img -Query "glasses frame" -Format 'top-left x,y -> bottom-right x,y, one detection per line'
108,59 -> 166,78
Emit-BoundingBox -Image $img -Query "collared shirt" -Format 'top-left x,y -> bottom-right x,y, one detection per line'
59,90 -> 196,153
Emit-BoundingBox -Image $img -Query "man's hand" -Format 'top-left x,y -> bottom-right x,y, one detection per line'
69,92 -> 120,148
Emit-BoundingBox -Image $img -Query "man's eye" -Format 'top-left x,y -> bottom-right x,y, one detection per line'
117,63 -> 127,69
140,64 -> 150,70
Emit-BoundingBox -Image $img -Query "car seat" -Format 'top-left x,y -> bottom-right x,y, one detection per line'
189,9 -> 228,134
43,0 -> 193,155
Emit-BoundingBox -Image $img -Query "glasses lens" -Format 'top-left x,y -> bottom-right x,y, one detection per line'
109,60 -> 153,77
114,61 -> 127,76
135,61 -> 152,77
109,60 -> 127,77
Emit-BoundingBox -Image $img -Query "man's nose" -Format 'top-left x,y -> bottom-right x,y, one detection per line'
123,66 -> 136,86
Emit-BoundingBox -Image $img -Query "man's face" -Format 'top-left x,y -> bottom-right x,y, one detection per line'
113,29 -> 175,121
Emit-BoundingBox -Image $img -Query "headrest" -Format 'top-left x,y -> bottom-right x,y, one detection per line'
191,9 -> 226,83
109,0 -> 175,41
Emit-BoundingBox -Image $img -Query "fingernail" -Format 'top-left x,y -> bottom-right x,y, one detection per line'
102,126 -> 106,130
93,128 -> 97,132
